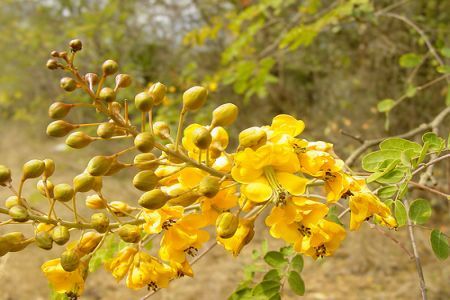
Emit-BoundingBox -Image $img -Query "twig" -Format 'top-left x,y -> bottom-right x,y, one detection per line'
412,153 -> 450,177
370,224 -> 414,260
409,181 -> 450,199
340,130 -> 364,144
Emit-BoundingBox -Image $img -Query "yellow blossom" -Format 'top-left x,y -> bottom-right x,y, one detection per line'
143,206 -> 184,234
41,258 -> 87,296
217,218 -> 255,256
105,246 -> 138,281
298,150 -> 343,178
263,114 -> 305,143
349,192 -> 397,230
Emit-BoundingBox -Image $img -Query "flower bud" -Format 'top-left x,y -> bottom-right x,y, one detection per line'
118,224 -> 141,243
216,212 -> 239,239
77,231 -> 102,254
0,165 -> 11,185
46,59 -> 59,70
93,176 -> 103,192
102,60 -> 119,76
182,86 -> 207,111
115,74 -> 132,89
198,176 -> 220,198
110,101 -> 122,114
69,39 -> 82,52
66,131 -> 95,149
193,127 -> 212,149
73,173 -> 96,193
110,201 -> 133,216
134,92 -> 154,112
5,196 -> 20,209
87,156 -> 114,176
52,226 -> 70,245
48,102 -> 73,119
85,195 -> 105,209
61,249 -> 80,272
138,189 -> 169,210
133,153 -> 158,170
9,205 -> 29,222
53,183 -> 75,202
153,121 -> 170,139
238,127 -> 267,150
98,87 -> 116,103
97,122 -> 116,139
60,77 -> 77,92
35,231 -> 53,250
22,159 -> 45,179
104,160 -> 128,176
211,103 -> 238,127
59,51 -> 68,59
134,132 -> 155,153
50,50 -> 59,57
46,120 -> 77,137
37,179 -> 54,198
91,213 -> 110,233
148,82 -> 166,105
1,232 -> 28,253
84,73 -> 99,85
165,144 -> 184,163
133,170 -> 159,191
167,191 -> 200,207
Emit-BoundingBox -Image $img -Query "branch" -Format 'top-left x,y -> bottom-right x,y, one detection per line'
409,181 -> 450,199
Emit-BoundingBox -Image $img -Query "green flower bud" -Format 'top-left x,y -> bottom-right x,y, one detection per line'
48,102 -> 73,119
238,127 -> 267,150
97,122 -> 117,139
87,156 -> 114,176
192,127 -> 212,149
46,120 -> 77,137
167,191 -> 200,207
60,249 -> 80,272
85,195 -> 105,210
134,92 -> 154,112
102,60 -> 119,76
216,212 -> 239,239
37,179 -> 54,198
53,183 -> 75,202
198,176 -> 220,198
77,232 -> 102,254
1,232 -> 28,254
0,165 -> 11,185
46,59 -> 59,70
115,74 -> 132,89
5,196 -> 20,209
91,213 -> 110,233
134,132 -> 155,153
165,144 -> 184,163
35,231 -> 53,250
92,176 -> 103,192
211,103 -> 239,127
104,160 -> 128,176
42,159 -> 55,179
118,224 -> 141,243
65,131 -> 95,149
182,86 -> 207,111
60,77 -> 77,92
133,153 -> 158,170
153,121 -> 170,139
52,225 -> 70,245
69,39 -> 82,51
138,189 -> 169,210
148,82 -> 167,105
22,159 -> 45,179
98,87 -> 116,103
9,205 -> 29,222
133,170 -> 159,191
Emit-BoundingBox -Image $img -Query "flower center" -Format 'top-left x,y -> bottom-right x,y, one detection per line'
162,219 -> 176,230
315,244 -> 327,258
147,282 -> 158,291
263,166 -> 289,206
184,246 -> 198,257
297,224 -> 311,237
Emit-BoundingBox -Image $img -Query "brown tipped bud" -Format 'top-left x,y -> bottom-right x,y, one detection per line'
91,213 -> 110,233
60,77 -> 77,92
133,153 -> 158,170
85,195 -> 105,209
35,231 -> 53,250
98,87 -> 116,103
115,74 -> 132,89
43,159 -> 55,178
65,131 -> 95,149
48,102 -> 73,119
37,180 -> 54,198
5,196 -> 20,209
167,191 -> 200,207
133,170 -> 159,191
69,39 -> 82,52
53,183 -> 75,202
110,201 -> 133,216
77,232 -> 102,254
22,159 -> 45,179
238,127 -> 267,150
138,189 -> 169,210
73,173 -> 95,193
46,120 -> 77,137
97,122 -> 116,139
198,176 -> 220,198
61,249 -> 80,272
0,165 -> 11,185
153,121 -> 170,139
9,205 -> 29,222
182,86 -> 207,111
216,212 -> 239,239
87,156 -> 114,176
118,224 -> 141,243
134,92 -> 154,112
46,59 -> 59,70
192,127 -> 212,149
50,51 -> 59,57
134,132 -> 155,153
102,60 -> 118,76
148,82 -> 167,105
211,103 -> 238,127
84,73 -> 99,85
52,226 -> 70,245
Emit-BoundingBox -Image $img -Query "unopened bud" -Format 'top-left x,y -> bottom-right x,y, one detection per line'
110,201 -> 133,216
46,120 -> 77,137
211,103 -> 238,127
98,87 -> 116,103
84,73 -> 99,85
50,51 -> 59,57
182,86 -> 207,111
48,102 -> 73,119
52,226 -> 70,245
153,121 -> 170,139
35,231 -> 53,250
46,59 -> 59,70
133,153 -> 158,170
134,132 -> 155,153
104,160 -> 128,176
37,180 -> 54,198
22,159 -> 45,179
77,231 -> 102,254
238,127 -> 267,150
165,144 -> 184,163
97,122 -> 116,139
73,173 -> 95,193
138,189 -> 169,210
115,74 -> 132,89
167,191 -> 200,207
198,176 -> 220,198
61,249 -> 80,272
85,195 -> 105,209
66,131 -> 95,149
9,205 -> 29,222
5,196 -> 20,209
133,170 -> 159,191
69,39 -> 82,52
148,82 -> 166,105
0,165 -> 11,185
91,213 -> 110,233
216,212 -> 239,239
87,156 -> 114,176
102,60 -> 119,76
193,127 -> 212,149
53,183 -> 75,202
134,92 -> 154,112
43,159 -> 55,178
60,77 -> 77,92
118,224 -> 141,243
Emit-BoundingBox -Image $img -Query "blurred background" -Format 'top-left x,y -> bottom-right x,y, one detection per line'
0,0 -> 449,299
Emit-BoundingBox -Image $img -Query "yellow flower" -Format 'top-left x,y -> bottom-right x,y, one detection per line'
324,172 -> 353,203
349,192 -> 397,230
126,251 -> 175,290
200,181 -> 238,224
182,124 -> 229,160
105,246 -> 138,281
143,206 -> 184,234
217,218 -> 255,256
298,150 -> 343,178
232,143 -> 308,204
41,258 -> 87,296
263,114 -> 305,143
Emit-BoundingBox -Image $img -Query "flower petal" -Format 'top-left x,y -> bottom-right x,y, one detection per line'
276,172 -> 308,195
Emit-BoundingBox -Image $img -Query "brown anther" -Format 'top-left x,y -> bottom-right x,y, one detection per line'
162,219 -> 176,230
147,282 -> 158,291
297,224 -> 312,237
315,244 -> 327,258
65,292 -> 78,300
184,246 -> 198,257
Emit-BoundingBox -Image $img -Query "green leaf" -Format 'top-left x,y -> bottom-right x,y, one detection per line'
362,150 -> 401,172
252,280 -> 281,298
261,239 -> 269,254
279,245 -> 294,257
422,132 -> 445,152
287,271 -> 305,296
417,142 -> 430,166
394,200 -> 407,227
377,99 -> 395,113
380,138 -> 422,153
291,254 -> 304,273
366,160 -> 399,183
50,290 -> 69,300
406,85 -> 417,98
437,65 -> 450,74
430,229 -> 449,260
229,287 -> 253,300
89,235 -> 120,272
399,53 -> 422,68
264,251 -> 287,268
263,269 -> 281,282
377,186 -> 398,199
409,198 -> 432,224
440,47 -> 450,58
375,168 -> 406,184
